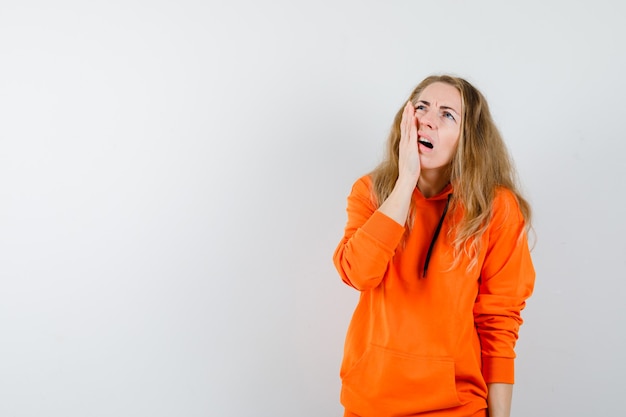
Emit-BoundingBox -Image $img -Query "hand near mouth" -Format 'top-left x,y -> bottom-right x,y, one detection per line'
398,101 -> 421,187
377,101 -> 422,225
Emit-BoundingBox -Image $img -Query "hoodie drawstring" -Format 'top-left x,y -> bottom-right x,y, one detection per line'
422,193 -> 452,278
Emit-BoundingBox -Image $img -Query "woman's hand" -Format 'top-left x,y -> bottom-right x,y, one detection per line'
398,101 -> 420,187
377,101 -> 420,226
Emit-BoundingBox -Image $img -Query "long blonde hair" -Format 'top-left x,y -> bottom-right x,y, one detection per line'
370,75 -> 531,266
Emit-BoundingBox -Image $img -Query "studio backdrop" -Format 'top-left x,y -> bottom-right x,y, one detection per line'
1,1 -> 625,416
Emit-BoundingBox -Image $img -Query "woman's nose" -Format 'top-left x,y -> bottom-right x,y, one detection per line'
419,110 -> 436,129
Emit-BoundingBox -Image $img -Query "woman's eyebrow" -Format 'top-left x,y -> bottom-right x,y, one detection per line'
441,105 -> 460,116
417,100 -> 460,116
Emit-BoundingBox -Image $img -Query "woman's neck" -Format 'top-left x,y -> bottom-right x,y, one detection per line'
417,169 -> 450,198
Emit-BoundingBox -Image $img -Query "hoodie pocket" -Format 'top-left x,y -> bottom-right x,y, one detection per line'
341,344 -> 461,416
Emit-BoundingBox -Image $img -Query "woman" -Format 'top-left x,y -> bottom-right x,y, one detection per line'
333,75 -> 535,417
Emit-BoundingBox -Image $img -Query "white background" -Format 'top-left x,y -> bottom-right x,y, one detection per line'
1,1 -> 625,416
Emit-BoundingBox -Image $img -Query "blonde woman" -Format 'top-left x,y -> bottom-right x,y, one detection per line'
333,75 -> 535,417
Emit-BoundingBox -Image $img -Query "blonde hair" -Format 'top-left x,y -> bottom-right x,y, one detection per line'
370,75 -> 531,267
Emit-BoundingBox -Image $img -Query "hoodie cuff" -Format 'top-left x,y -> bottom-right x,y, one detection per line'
360,210 -> 406,250
482,357 -> 515,384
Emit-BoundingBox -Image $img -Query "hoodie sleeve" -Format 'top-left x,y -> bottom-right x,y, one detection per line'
332,176 -> 406,291
473,189 -> 535,384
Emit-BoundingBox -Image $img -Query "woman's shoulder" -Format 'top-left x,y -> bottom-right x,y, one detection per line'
493,186 -> 518,205
355,173 -> 373,186
349,174 -> 374,195
491,187 -> 525,226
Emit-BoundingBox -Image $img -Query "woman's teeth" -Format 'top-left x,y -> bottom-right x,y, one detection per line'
419,139 -> 433,149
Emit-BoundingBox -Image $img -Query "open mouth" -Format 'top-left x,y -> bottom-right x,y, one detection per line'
418,138 -> 433,149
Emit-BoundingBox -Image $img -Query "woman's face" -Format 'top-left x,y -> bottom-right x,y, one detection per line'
414,82 -> 462,172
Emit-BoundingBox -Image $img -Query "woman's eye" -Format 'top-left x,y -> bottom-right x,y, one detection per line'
415,104 -> 426,111
443,111 -> 456,121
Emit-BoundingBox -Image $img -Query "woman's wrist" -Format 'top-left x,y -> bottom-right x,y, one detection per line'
395,175 -> 418,193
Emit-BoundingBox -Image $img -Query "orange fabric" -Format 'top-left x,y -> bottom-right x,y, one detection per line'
334,176 -> 535,417
345,409 -> 486,417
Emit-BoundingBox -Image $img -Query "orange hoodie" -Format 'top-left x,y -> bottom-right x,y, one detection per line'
333,176 -> 535,417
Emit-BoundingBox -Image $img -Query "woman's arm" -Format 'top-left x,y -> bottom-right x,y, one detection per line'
487,383 -> 513,417
473,190 -> 535,409
332,177 -> 406,291
333,102 -> 421,291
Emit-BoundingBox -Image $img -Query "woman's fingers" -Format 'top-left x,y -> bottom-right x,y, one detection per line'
410,108 -> 418,142
397,101 -> 420,183
402,101 -> 418,148
400,101 -> 413,142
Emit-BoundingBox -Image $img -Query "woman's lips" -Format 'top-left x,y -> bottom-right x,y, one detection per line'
418,138 -> 433,149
